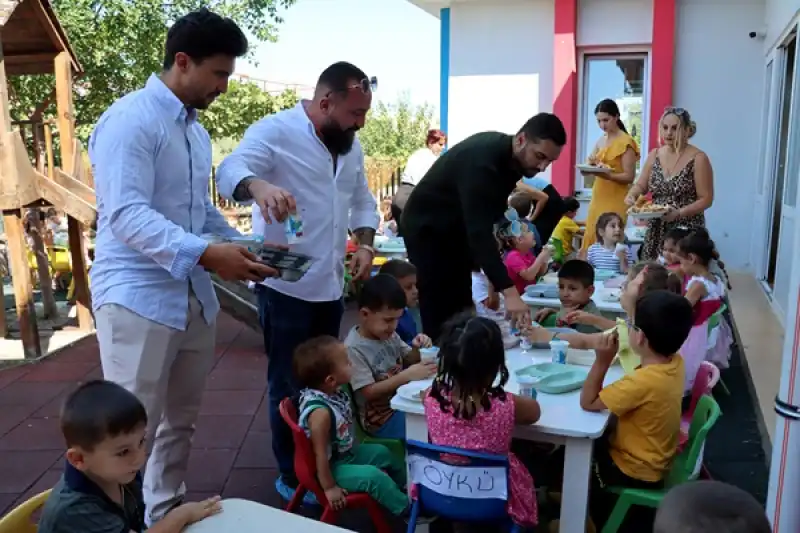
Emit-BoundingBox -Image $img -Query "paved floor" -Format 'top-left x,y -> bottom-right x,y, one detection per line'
0,306 -> 770,531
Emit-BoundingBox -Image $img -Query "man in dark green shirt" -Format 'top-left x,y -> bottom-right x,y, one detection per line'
400,114 -> 566,341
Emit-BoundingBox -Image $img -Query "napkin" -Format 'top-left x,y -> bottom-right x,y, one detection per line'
604,318 -> 640,374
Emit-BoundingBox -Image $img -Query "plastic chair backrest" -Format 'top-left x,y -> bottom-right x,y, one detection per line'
0,489 -> 52,533
406,439 -> 511,523
699,361 -> 720,390
665,395 -> 721,487
686,363 -> 715,418
278,398 -> 327,504
707,303 -> 728,332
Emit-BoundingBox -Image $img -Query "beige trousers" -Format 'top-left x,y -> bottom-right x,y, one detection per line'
95,294 -> 215,525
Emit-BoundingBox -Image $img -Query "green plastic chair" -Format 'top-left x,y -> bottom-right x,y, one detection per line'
345,385 -> 406,462
549,237 -> 565,264
600,395 -> 722,533
706,304 -> 731,395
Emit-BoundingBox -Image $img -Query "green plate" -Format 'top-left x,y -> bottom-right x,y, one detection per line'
535,370 -> 588,394
515,363 -> 584,379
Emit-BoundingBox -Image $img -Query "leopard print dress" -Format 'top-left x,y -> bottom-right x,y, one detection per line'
640,156 -> 706,261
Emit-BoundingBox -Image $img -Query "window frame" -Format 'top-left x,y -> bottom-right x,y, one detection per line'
574,47 -> 652,198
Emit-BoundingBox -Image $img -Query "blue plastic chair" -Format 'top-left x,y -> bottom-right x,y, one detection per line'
405,440 -> 522,533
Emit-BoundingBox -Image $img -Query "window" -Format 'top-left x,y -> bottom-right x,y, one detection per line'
577,53 -> 649,191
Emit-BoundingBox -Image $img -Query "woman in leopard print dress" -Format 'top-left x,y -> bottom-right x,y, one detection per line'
625,107 -> 714,261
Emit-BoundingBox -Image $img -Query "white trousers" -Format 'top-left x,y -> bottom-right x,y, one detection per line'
95,294 -> 215,525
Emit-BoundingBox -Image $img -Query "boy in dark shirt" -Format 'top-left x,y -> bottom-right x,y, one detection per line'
38,380 -> 221,533
378,259 -> 420,345
400,114 -> 567,340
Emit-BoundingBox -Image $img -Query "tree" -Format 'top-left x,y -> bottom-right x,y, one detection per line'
358,94 -> 435,162
9,0 -> 296,142
203,82 -> 298,140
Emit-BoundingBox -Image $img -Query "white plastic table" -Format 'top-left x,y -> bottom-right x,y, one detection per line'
521,280 -> 625,315
391,348 -> 624,533
184,498 -> 351,532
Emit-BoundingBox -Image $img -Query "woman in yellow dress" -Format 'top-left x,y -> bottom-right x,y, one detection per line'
579,99 -> 640,255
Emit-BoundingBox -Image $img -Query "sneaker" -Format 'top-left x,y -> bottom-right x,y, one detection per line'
402,505 -> 437,525
275,475 -> 319,506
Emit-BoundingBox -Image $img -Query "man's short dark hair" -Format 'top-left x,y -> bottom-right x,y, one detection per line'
164,8 -> 248,69
61,381 -> 147,451
654,481 -> 770,533
379,259 -> 417,280
317,61 -> 368,94
558,259 -> 594,288
634,290 -> 693,356
358,274 -> 407,311
563,196 -> 580,212
508,193 -> 532,219
518,113 -> 567,146
293,336 -> 342,389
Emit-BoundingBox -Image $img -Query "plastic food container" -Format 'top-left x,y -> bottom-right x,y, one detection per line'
419,347 -> 440,363
549,339 -> 569,364
517,374 -> 539,399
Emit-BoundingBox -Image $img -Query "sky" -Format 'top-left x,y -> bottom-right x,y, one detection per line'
237,0 -> 440,109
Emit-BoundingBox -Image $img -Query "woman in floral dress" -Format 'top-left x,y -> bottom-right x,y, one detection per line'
625,107 -> 714,261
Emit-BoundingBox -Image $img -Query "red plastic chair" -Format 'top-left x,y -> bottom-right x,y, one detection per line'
678,362 -> 719,479
278,398 -> 393,533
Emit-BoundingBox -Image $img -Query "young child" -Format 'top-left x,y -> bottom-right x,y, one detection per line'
654,480 -> 771,533
424,313 -> 542,528
508,192 -> 539,238
585,212 -> 635,274
471,262 -> 517,348
38,380 -> 220,533
534,259 -> 604,333
379,259 -> 419,345
294,336 -> 409,517
676,228 -> 733,389
378,195 -> 398,237
580,290 -> 693,522
550,196 -> 583,259
498,216 -> 552,295
659,226 -> 691,271
346,274 -> 436,439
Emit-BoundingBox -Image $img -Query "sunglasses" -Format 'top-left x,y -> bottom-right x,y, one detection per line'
327,76 -> 378,97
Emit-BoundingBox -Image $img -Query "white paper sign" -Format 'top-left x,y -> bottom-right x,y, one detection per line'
408,454 -> 508,500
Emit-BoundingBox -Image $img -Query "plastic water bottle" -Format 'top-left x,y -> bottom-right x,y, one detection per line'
284,212 -> 304,244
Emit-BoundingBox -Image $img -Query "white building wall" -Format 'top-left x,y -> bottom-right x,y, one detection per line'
766,0 -> 799,49
447,0 -> 554,157
577,0 -> 653,47
673,0 -> 765,270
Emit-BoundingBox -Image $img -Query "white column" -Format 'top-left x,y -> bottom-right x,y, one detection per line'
766,219 -> 800,532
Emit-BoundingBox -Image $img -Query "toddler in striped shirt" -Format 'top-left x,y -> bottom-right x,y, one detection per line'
585,212 -> 634,274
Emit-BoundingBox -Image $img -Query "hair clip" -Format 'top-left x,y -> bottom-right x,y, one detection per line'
494,208 -> 522,238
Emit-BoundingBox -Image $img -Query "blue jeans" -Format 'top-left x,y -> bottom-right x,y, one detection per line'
257,286 -> 344,476
371,411 -> 406,440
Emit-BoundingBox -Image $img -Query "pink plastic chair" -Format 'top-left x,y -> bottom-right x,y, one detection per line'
680,362 -> 719,443
678,362 -> 719,479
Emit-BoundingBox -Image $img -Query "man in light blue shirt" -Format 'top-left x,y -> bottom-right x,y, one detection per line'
88,9 -> 276,526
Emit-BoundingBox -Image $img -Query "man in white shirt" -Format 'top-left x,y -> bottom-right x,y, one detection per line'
90,9 -> 279,526
216,61 -> 379,501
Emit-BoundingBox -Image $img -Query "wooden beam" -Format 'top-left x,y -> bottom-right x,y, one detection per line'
55,51 -> 91,329
30,0 -> 81,73
0,31 -> 39,356
6,53 -> 56,66
52,166 -> 95,206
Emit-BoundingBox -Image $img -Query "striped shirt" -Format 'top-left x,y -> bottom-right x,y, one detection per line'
587,243 -> 635,273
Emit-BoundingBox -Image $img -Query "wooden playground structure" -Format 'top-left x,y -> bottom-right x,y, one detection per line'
0,0 -> 95,359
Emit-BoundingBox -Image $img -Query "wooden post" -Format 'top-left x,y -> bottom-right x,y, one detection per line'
55,51 -> 92,330
30,126 -> 58,319
44,123 -> 54,178
0,36 -> 40,357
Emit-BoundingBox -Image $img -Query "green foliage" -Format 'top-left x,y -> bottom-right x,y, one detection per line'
202,82 -> 298,140
358,94 -> 435,162
8,0 -> 296,142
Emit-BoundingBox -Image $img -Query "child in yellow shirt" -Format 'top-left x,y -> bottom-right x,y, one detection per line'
580,290 -> 693,524
550,196 -> 582,258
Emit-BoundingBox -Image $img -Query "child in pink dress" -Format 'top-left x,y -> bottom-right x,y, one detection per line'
496,209 -> 552,295
423,313 -> 542,528
676,229 -> 732,392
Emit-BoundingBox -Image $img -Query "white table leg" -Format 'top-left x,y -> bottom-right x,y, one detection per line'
559,438 -> 594,533
405,414 -> 429,533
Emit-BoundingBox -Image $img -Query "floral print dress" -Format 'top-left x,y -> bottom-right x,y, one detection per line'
641,156 -> 706,260
423,392 -> 538,527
